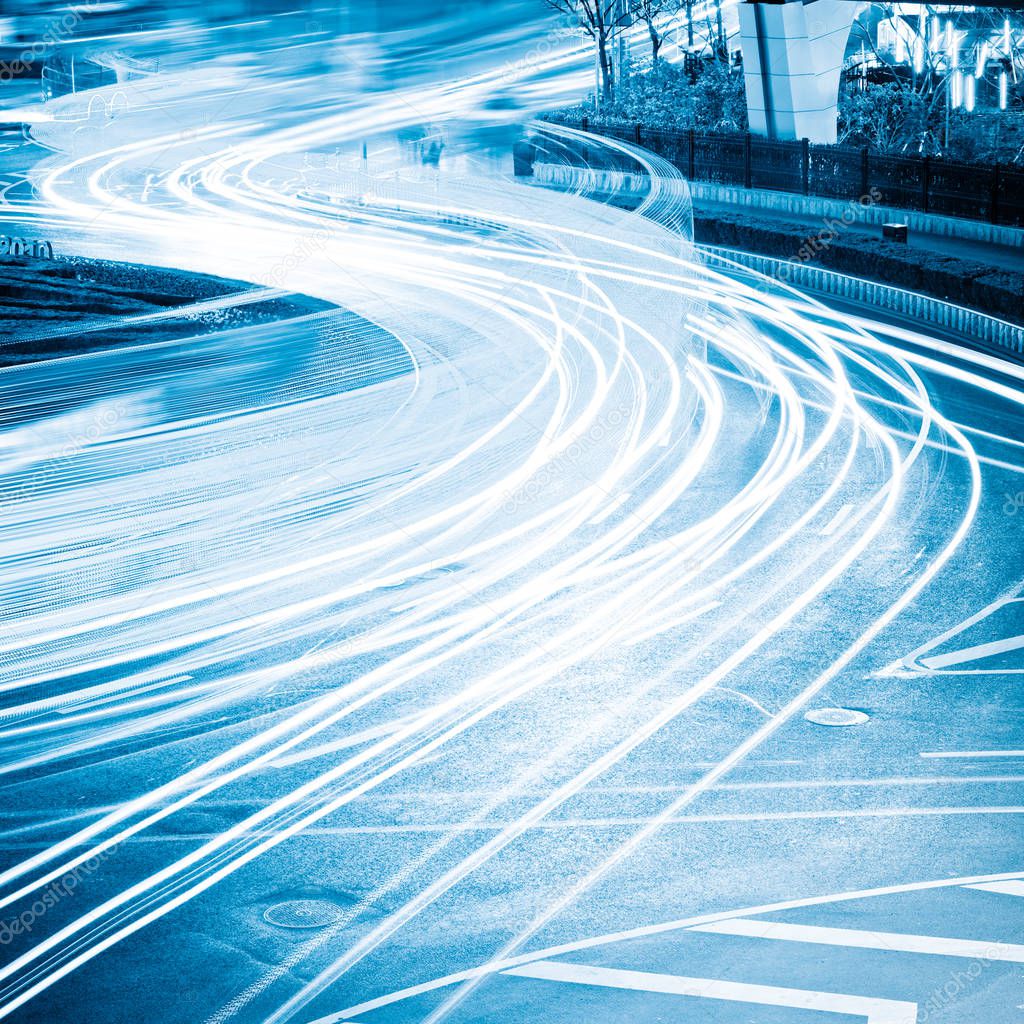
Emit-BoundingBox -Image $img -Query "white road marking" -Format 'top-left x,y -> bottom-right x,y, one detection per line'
921,750 -> 1024,759
321,870 -> 1024,1023
882,579 -> 1024,675
134,805 -> 1024,838
921,632 -> 1024,670
965,880 -> 1024,897
691,919 -> 1024,962
503,960 -> 917,1024
373,774 -> 1024,799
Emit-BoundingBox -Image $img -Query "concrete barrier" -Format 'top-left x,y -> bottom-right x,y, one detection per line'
700,245 -> 1024,358
689,181 -> 1024,250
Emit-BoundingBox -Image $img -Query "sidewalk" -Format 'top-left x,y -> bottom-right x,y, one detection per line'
694,197 -> 1024,276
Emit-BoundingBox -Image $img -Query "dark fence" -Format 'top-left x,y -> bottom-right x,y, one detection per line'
542,117 -> 1024,229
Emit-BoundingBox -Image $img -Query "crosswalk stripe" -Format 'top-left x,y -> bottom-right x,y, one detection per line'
322,871 -> 1024,1024
503,960 -> 918,1023
691,918 -> 1024,961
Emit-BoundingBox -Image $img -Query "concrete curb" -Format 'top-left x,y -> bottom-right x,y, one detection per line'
699,245 -> 1024,358
689,181 -> 1024,250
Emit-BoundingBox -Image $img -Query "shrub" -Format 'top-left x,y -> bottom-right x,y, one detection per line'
557,59 -> 747,133
839,80 -> 1024,163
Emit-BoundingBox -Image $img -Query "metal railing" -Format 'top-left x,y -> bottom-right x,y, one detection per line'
542,116 -> 1024,228
700,246 -> 1024,357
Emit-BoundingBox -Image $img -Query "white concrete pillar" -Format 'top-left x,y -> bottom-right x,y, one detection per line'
739,0 -> 860,143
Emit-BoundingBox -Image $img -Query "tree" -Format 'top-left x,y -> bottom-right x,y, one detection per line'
561,59 -> 747,132
545,0 -> 620,99
628,0 -> 679,61
845,6 -> 1024,157
838,81 -> 926,151
713,0 -> 726,60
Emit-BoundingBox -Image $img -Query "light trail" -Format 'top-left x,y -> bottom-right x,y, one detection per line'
0,13 -> 1020,1024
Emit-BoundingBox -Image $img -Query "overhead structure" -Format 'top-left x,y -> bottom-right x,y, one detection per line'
738,0 -> 859,144
739,0 -> 1024,143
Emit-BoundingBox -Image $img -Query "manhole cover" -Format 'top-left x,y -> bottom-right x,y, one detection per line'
804,707 -> 870,727
263,899 -> 346,930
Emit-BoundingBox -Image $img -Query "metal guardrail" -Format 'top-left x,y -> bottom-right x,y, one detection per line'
700,245 -> 1024,358
544,118 -> 1024,229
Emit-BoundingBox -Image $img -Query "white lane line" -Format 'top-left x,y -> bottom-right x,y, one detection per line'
921,750 -> 1024,759
503,961 -> 917,1024
140,805 -> 1024,838
965,880 -> 1024,897
323,870 -> 1024,1023
881,578 -> 1024,675
691,919 -> 1024,962
364,774 -> 1024,800
821,503 -> 854,536
908,668 -> 1024,676
920,632 -> 1024,670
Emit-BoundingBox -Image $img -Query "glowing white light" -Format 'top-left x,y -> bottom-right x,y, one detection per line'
965,73 -> 976,111
895,30 -> 907,64
975,40 -> 987,78
1000,69 -> 1008,109
913,37 -> 924,74
951,68 -> 963,107
2,36 -> 1021,1024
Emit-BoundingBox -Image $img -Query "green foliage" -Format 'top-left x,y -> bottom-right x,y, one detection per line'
553,60 -> 1024,164
942,109 -> 1024,164
838,82 -> 927,153
838,80 -> 1024,163
558,59 -> 748,133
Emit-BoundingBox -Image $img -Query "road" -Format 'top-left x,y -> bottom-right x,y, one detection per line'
0,25 -> 1022,1024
